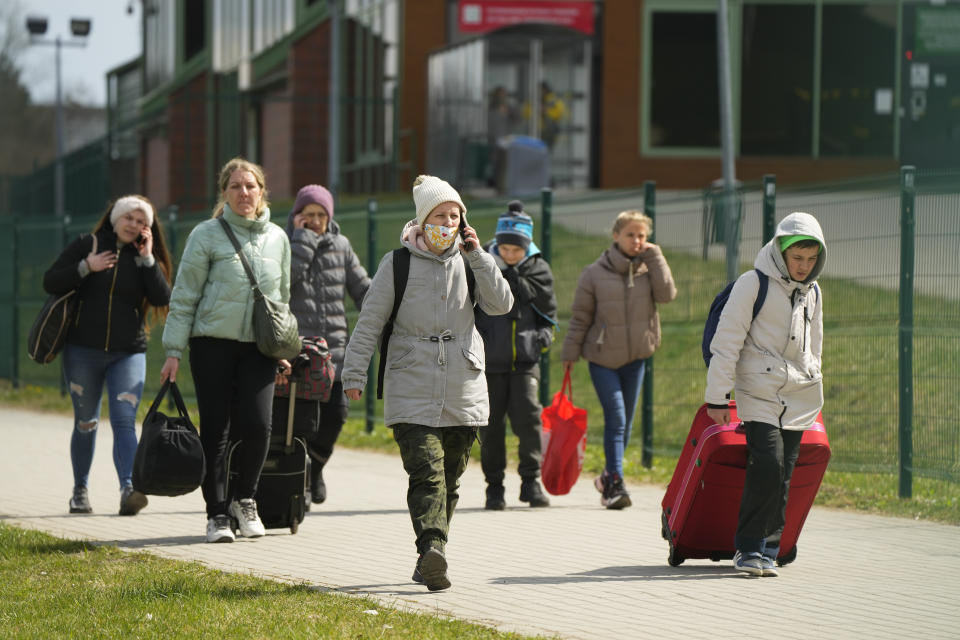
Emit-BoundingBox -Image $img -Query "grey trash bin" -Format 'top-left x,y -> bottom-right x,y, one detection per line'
497,135 -> 550,196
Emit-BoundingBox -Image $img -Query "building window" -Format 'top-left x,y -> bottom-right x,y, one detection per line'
820,4 -> 896,156
740,4 -> 814,155
185,0 -> 207,61
649,11 -> 719,149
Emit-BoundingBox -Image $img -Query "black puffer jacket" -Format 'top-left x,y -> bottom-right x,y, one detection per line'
475,242 -> 558,373
285,218 -> 370,378
43,228 -> 171,353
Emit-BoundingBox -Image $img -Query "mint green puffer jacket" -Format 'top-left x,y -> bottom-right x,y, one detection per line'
162,207 -> 291,359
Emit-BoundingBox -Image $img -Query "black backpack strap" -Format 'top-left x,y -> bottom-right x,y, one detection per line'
377,248 -> 410,399
464,257 -> 476,305
752,269 -> 769,319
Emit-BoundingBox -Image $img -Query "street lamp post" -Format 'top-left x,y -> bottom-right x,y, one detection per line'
26,16 -> 92,218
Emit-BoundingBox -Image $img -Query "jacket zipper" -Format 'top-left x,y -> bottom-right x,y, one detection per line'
104,250 -> 120,350
624,273 -> 632,355
75,301 -> 83,327
511,318 -> 518,371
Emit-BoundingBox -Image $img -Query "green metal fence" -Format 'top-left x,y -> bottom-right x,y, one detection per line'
2,170 -> 958,490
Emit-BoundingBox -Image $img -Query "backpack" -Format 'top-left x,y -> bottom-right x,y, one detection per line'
701,270 -> 769,368
376,248 -> 475,399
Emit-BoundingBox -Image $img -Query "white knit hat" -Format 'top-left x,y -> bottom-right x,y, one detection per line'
110,196 -> 154,228
412,175 -> 466,226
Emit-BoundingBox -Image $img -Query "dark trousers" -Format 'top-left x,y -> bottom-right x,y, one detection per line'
480,369 -> 543,485
392,424 -> 477,555
735,421 -> 803,556
305,382 -> 348,465
189,337 -> 275,518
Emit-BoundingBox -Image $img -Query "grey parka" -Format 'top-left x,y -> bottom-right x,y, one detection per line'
341,220 -> 514,427
705,212 -> 827,430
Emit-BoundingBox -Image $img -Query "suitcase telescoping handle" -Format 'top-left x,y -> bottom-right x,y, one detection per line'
285,380 -> 297,447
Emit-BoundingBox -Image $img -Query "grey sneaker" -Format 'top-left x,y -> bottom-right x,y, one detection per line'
761,555 -> 779,577
229,498 -> 266,538
69,486 -> 92,514
119,485 -> 148,516
733,550 -> 764,577
598,472 -> 632,510
206,515 -> 235,543
415,548 -> 451,591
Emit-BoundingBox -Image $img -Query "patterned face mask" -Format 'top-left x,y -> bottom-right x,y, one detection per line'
424,224 -> 458,251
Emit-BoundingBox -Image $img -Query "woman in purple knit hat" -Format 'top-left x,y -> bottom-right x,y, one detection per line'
285,184 -> 370,504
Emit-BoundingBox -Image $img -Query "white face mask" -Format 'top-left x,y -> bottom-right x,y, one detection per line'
423,224 -> 458,251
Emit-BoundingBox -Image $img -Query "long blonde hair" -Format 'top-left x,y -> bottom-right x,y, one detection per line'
211,157 -> 270,218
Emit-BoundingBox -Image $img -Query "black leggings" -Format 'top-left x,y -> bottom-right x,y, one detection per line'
189,337 -> 275,518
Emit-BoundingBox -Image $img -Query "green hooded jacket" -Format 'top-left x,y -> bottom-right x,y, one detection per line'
162,206 -> 291,359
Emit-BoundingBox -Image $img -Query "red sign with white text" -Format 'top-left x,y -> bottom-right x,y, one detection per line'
458,1 -> 595,36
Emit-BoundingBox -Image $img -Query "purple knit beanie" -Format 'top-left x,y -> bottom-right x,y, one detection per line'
292,184 -> 334,219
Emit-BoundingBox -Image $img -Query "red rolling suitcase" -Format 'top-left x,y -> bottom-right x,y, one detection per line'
661,402 -> 830,567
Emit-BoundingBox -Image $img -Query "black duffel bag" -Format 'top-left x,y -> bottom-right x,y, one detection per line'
133,380 -> 206,496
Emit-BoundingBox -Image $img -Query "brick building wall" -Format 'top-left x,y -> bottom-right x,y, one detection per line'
260,91 -> 294,201
168,73 -> 210,210
289,21 -> 331,193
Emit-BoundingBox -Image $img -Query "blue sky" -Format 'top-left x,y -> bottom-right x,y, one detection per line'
13,0 -> 141,107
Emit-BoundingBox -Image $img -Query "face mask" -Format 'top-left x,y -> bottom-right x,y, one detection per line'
424,224 -> 458,251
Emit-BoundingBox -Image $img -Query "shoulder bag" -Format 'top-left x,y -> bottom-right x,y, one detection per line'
218,217 -> 301,360
27,234 -> 97,364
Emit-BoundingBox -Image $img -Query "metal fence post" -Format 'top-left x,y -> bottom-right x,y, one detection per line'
539,187 -> 552,407
365,198 -> 378,433
11,216 -> 20,389
641,180 -> 656,469
762,174 -> 776,245
898,166 -> 916,499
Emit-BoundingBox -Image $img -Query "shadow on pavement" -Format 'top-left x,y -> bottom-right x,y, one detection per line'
492,564 -> 735,584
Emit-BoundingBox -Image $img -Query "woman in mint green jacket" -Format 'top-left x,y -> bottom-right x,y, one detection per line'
160,157 -> 291,544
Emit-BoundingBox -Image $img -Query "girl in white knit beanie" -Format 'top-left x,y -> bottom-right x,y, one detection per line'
341,175 -> 514,591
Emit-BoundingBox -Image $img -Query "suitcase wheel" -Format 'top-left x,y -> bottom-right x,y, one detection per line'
660,511 -> 670,541
668,544 -> 685,567
777,546 -> 797,567
288,496 -> 302,535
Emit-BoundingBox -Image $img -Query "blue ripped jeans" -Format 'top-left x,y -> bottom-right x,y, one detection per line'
62,344 -> 146,490
588,359 -> 646,477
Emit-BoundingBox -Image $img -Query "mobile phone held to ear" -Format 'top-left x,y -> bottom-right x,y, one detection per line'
458,219 -> 467,240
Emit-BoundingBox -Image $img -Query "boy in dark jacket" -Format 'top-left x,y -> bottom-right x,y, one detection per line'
476,201 -> 559,509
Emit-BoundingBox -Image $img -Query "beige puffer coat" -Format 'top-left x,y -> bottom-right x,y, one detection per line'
705,212 -> 826,430
561,244 -> 677,370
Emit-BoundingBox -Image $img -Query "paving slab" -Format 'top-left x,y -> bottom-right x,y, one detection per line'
1,407 -> 957,639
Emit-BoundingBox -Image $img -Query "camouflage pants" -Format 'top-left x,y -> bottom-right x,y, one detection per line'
392,424 -> 478,554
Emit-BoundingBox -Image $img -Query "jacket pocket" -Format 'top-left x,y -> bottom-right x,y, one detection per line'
388,337 -> 416,370
461,345 -> 484,371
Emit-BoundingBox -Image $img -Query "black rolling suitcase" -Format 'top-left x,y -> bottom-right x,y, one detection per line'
227,380 -> 312,534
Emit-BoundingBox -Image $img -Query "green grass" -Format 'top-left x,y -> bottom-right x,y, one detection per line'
0,523 -> 544,640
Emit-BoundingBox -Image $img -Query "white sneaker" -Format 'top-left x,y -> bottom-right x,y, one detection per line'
206,515 -> 235,543
229,498 -> 266,538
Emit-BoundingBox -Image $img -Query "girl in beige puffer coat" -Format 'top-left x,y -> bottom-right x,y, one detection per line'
561,210 -> 677,509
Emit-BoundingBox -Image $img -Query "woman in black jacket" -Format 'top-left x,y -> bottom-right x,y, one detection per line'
43,195 -> 172,516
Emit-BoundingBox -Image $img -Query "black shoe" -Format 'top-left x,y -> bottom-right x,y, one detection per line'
119,485 -> 148,516
485,484 -> 506,510
518,479 -> 550,507
69,486 -> 92,514
597,472 -> 632,510
311,464 -> 326,504
415,548 -> 451,591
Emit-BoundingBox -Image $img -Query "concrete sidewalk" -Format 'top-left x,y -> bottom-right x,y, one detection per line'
1,407 -> 957,640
